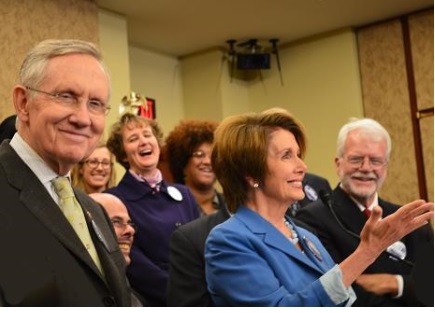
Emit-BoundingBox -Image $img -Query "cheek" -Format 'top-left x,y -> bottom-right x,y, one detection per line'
376,168 -> 387,180
123,142 -> 134,156
115,229 -> 122,239
338,163 -> 353,176
92,117 -> 105,135
184,161 -> 195,174
154,142 -> 161,155
82,168 -> 91,178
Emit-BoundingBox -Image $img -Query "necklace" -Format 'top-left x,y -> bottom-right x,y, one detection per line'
284,218 -> 299,245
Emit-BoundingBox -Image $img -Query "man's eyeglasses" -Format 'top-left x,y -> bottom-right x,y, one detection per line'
83,159 -> 112,169
192,150 -> 211,160
345,155 -> 388,170
111,219 -> 137,231
26,86 -> 110,116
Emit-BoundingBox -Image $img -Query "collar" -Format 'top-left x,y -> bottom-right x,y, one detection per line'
129,169 -> 162,192
10,133 -> 64,185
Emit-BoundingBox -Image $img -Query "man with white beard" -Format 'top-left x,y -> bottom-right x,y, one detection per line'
296,118 -> 433,306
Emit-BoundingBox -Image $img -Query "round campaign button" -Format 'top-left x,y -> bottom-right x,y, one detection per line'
304,184 -> 318,201
167,186 -> 183,201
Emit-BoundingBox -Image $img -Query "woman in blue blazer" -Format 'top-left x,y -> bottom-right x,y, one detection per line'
205,108 -> 433,306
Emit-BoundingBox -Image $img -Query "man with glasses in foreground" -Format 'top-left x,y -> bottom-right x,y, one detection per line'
296,118 -> 433,306
0,39 -> 137,306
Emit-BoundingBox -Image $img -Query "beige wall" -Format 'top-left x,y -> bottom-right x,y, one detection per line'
98,9 -> 130,140
129,46 -> 184,137
247,30 -> 364,187
181,51 -> 226,121
0,0 -> 99,121
178,29 -> 364,187
98,9 -> 131,182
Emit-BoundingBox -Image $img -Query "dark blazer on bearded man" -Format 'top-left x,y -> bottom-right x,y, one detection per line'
0,141 -> 134,306
295,185 -> 433,306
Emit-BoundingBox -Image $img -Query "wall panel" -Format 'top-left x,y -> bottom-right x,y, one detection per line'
0,0 -> 99,121
357,9 -> 433,204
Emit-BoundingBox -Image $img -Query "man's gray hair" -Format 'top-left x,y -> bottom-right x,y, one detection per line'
19,39 -> 110,90
336,118 -> 392,160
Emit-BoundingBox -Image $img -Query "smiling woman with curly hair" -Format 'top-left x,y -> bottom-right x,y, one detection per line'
164,119 -> 227,215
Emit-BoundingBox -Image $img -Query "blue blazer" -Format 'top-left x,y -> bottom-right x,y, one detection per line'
205,206 -> 351,306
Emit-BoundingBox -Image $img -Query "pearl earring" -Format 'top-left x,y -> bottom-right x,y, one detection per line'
253,182 -> 259,188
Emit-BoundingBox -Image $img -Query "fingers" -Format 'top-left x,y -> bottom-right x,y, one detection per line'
370,205 -> 382,221
403,201 -> 433,222
396,201 -> 434,234
398,199 -> 428,215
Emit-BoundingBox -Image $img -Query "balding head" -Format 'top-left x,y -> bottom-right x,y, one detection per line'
89,193 -> 135,265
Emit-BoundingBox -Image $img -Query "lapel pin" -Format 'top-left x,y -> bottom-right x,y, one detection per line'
303,236 -> 323,262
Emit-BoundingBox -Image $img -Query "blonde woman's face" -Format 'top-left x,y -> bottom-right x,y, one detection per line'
80,146 -> 112,191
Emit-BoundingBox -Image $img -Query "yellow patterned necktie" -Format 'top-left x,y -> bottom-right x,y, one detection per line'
52,177 -> 103,273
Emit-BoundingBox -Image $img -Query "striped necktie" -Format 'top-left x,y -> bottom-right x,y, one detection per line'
52,177 -> 103,273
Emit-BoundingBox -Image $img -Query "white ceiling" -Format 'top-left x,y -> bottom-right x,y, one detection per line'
96,0 -> 433,57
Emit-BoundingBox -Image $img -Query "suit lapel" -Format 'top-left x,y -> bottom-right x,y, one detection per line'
332,187 -> 366,236
76,193 -> 120,276
78,193 -> 131,305
236,207 -> 326,275
2,144 -> 107,282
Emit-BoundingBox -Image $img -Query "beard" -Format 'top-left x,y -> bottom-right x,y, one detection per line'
339,169 -> 385,204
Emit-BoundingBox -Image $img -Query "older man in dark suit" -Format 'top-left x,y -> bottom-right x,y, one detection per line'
0,39 -> 137,306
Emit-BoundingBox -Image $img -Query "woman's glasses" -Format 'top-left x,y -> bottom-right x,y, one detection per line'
83,159 -> 112,169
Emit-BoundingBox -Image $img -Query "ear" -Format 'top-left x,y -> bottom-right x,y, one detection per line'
334,157 -> 341,175
13,85 -> 30,123
245,176 -> 257,188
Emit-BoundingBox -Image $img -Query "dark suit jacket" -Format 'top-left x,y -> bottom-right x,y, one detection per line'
0,142 -> 133,306
167,207 -> 230,306
296,185 -> 433,306
411,230 -> 434,306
